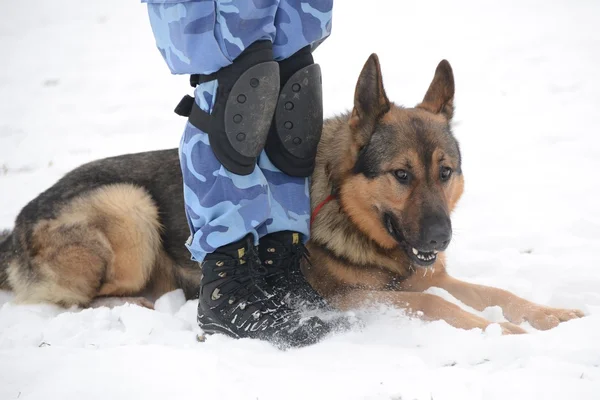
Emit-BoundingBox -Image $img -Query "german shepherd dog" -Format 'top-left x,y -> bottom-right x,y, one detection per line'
0,55 -> 584,334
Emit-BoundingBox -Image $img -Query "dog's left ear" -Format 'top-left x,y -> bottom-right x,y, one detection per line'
417,60 -> 454,120
349,54 -> 390,144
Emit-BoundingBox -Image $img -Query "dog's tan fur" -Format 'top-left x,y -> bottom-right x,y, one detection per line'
7,184 -> 177,308
0,55 -> 584,333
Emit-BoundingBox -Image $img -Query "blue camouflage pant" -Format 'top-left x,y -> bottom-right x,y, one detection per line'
143,0 -> 333,261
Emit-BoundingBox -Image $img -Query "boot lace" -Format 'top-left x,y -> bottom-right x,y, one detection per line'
263,242 -> 313,296
210,245 -> 287,319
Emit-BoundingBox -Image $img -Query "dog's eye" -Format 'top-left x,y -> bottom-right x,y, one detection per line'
394,169 -> 410,184
440,166 -> 453,181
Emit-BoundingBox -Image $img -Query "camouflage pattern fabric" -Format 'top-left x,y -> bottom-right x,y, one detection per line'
143,0 -> 333,261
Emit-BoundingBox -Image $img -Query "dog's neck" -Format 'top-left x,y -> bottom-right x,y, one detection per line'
309,114 -> 414,277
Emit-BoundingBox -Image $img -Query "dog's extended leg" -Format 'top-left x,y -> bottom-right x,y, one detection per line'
411,272 -> 584,330
330,290 -> 526,334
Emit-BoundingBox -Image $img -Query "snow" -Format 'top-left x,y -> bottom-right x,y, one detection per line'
1,0 -> 600,399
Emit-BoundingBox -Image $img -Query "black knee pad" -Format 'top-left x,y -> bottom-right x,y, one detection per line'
175,41 -> 280,176
264,46 -> 323,177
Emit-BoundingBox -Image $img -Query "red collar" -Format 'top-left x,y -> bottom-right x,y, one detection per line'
310,194 -> 335,225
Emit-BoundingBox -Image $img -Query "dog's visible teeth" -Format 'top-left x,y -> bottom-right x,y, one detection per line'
412,247 -> 437,263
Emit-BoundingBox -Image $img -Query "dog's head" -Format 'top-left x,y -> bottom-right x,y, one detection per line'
335,55 -> 463,267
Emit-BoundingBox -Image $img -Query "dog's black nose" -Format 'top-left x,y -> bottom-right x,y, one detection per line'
420,215 -> 452,251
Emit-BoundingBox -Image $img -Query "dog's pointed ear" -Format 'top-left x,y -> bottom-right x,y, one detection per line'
349,54 -> 390,143
417,60 -> 454,120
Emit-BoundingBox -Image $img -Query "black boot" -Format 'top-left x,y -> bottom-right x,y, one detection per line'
258,231 -> 329,310
198,234 -> 333,348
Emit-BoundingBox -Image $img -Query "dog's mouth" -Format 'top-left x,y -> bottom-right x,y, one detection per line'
383,213 -> 437,267
407,247 -> 438,266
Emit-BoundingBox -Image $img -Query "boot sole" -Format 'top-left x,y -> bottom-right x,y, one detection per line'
197,313 -> 241,339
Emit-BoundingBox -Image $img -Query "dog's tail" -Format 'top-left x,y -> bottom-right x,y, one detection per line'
0,229 -> 13,290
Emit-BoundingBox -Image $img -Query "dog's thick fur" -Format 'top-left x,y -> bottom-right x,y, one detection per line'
0,150 -> 198,308
0,56 -> 583,332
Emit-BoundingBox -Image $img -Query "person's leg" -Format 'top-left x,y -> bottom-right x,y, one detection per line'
145,1 -> 279,261
258,0 -> 333,307
143,0 -> 339,347
145,0 -> 331,263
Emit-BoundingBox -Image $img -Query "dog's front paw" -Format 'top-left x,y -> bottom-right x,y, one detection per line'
524,306 -> 584,330
507,305 -> 584,330
498,322 -> 527,335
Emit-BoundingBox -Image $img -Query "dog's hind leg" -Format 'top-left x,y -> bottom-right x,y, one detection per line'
8,221 -> 114,307
9,184 -> 173,308
90,296 -> 155,309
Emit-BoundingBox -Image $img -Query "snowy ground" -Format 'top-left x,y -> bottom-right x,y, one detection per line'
1,0 -> 600,399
